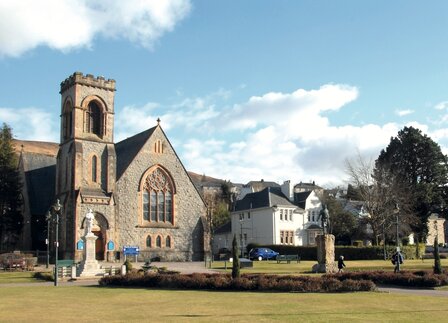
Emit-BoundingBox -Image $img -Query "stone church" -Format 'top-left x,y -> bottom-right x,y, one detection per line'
17,72 -> 208,262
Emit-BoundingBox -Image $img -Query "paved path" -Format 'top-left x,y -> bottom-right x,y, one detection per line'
377,286 -> 448,297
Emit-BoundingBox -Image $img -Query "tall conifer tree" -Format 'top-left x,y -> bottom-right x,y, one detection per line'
0,123 -> 23,249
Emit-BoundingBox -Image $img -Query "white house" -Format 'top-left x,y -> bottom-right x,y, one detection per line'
293,190 -> 325,245
229,187 -> 321,253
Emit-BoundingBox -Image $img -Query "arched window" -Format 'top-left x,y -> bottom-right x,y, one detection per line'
146,235 -> 152,248
142,167 -> 174,224
166,236 -> 171,248
91,155 -> 97,182
156,235 -> 162,248
63,101 -> 72,140
86,101 -> 102,136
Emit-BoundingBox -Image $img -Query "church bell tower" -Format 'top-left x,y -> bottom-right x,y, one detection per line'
56,72 -> 117,261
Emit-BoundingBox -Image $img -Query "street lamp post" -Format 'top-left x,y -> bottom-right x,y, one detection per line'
395,203 -> 400,272
239,219 -> 243,258
50,200 -> 62,287
45,211 -> 51,268
382,221 -> 386,261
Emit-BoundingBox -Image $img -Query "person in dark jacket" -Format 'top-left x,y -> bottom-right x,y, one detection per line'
392,249 -> 404,273
338,255 -> 346,273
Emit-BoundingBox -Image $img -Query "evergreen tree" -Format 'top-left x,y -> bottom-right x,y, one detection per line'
376,126 -> 448,241
433,236 -> 443,274
231,234 -> 240,279
325,197 -> 358,245
0,123 -> 23,249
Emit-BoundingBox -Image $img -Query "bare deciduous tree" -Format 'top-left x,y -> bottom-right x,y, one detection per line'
345,153 -> 416,246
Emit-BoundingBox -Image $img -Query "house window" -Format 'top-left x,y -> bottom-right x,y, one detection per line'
248,212 -> 251,219
156,235 -> 162,247
146,235 -> 152,248
289,210 -> 293,221
86,101 -> 102,136
280,209 -> 283,220
142,167 -> 175,224
166,236 -> 171,248
280,231 -> 284,244
288,231 -> 294,245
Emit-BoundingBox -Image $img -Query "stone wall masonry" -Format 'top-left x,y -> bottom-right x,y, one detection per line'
116,127 -> 207,261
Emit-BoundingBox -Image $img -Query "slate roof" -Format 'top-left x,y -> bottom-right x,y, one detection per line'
20,152 -> 56,215
214,221 -> 231,234
245,180 -> 280,192
294,191 -> 312,209
306,224 -> 322,230
115,126 -> 157,180
294,182 -> 323,190
234,187 -> 296,211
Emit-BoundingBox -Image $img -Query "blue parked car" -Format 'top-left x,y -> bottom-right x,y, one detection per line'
249,248 -> 279,260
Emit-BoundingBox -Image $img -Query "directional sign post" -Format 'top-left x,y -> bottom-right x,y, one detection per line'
123,246 -> 140,262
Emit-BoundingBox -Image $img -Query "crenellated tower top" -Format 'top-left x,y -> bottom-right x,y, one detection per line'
60,72 -> 116,94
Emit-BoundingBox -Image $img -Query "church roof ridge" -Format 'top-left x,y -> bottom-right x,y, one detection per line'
115,126 -> 157,180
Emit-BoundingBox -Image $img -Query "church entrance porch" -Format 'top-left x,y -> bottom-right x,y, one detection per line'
93,230 -> 105,260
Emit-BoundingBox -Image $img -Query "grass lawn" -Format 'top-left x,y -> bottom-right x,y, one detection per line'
1,285 -> 448,322
0,271 -> 39,284
211,259 -> 448,274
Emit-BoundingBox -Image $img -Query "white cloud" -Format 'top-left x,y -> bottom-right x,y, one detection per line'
7,82 -> 440,188
395,109 -> 414,117
0,107 -> 58,141
0,0 -> 191,57
434,101 -> 448,110
110,83 -> 410,186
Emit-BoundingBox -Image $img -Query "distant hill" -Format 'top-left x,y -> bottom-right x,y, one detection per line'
12,139 -> 59,157
12,139 -> 228,185
187,171 -> 227,186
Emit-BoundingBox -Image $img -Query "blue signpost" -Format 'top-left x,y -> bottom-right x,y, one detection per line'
123,246 -> 139,262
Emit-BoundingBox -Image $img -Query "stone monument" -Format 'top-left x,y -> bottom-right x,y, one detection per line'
311,204 -> 336,273
77,209 -> 102,277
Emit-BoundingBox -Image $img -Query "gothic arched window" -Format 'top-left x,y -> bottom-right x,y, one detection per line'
146,235 -> 152,248
142,167 -> 175,224
166,236 -> 171,248
156,235 -> 162,248
86,101 -> 102,136
63,100 -> 72,140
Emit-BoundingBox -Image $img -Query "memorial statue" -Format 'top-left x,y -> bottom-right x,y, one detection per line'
85,209 -> 95,236
318,204 -> 330,234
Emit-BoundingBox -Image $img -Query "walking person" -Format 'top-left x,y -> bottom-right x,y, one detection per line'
392,249 -> 404,273
338,255 -> 346,273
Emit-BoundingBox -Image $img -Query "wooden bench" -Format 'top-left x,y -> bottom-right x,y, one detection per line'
276,254 -> 300,264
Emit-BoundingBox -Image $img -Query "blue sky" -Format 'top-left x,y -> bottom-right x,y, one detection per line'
1,0 -> 448,187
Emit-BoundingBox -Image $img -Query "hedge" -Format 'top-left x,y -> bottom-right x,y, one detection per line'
99,272 -> 376,292
246,243 -> 425,261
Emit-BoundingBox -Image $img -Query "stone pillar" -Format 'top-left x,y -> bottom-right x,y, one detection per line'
77,234 -> 102,277
312,234 -> 336,273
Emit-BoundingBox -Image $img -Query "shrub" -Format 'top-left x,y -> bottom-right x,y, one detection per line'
328,270 -> 448,288
100,272 -> 376,292
124,259 -> 132,272
33,271 -> 53,281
